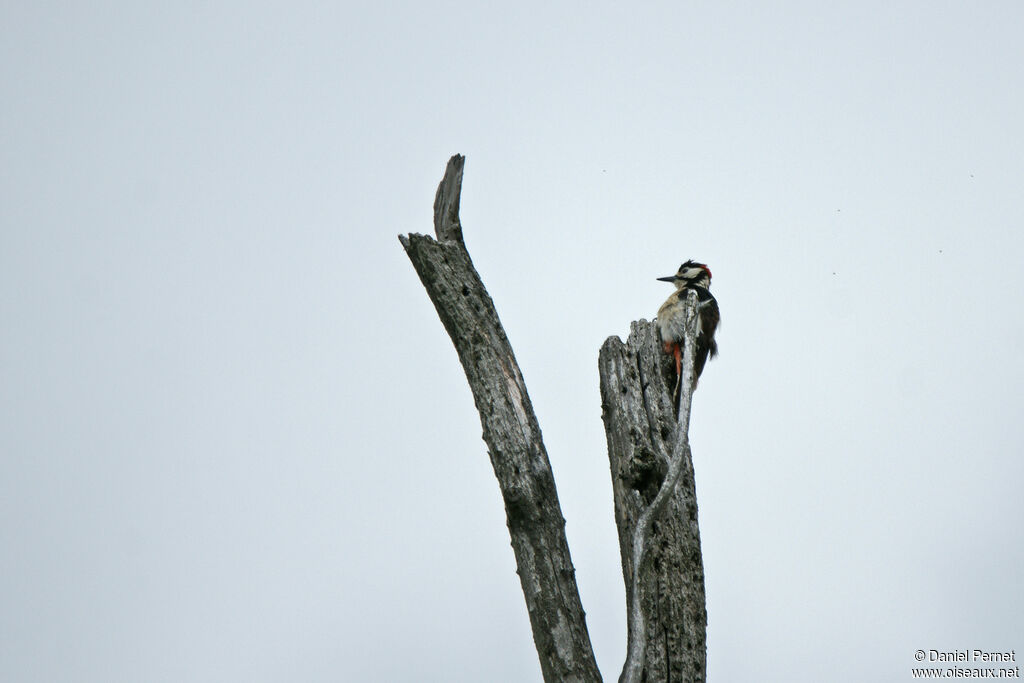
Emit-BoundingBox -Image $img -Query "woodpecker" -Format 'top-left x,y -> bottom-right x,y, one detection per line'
656,260 -> 720,404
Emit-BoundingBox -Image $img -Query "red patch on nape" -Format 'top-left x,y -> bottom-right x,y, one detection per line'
701,265 -> 712,279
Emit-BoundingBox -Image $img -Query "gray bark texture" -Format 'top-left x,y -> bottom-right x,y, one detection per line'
399,155 -> 602,683
600,321 -> 708,683
400,155 -> 707,683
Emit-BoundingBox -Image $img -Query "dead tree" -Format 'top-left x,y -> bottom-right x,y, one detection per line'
400,155 -> 707,682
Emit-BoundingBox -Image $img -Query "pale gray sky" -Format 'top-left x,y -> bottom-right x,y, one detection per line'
2,2 -> 1022,682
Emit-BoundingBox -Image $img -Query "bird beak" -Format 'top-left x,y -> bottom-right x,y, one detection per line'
656,276 -> 676,282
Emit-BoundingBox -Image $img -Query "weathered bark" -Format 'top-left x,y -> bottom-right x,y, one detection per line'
599,320 -> 708,683
401,155 -> 707,683
399,155 -> 602,683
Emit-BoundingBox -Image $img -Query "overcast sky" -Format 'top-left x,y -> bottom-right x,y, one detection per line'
3,2 -> 1023,682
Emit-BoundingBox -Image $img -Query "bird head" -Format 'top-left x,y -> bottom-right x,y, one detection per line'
657,260 -> 712,289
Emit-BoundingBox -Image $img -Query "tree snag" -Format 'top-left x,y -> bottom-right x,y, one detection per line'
600,315 -> 707,683
399,155 -> 602,682
400,156 -> 707,683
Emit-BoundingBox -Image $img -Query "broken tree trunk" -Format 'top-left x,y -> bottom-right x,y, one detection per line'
600,319 -> 708,683
399,155 -> 602,683
400,155 -> 707,682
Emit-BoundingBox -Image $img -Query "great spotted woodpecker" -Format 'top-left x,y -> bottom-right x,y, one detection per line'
656,260 -> 720,404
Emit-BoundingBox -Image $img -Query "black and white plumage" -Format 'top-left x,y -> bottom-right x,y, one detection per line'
656,260 -> 720,401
